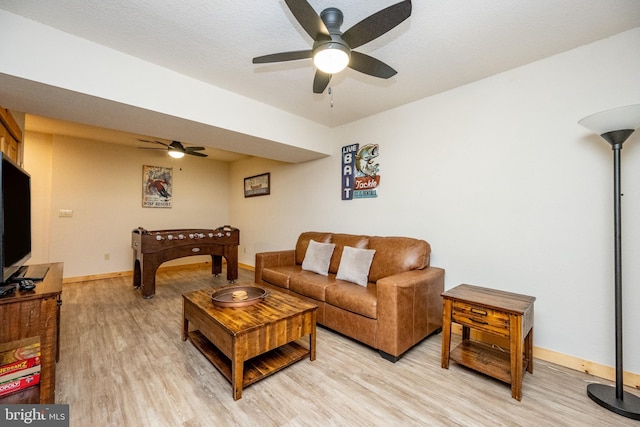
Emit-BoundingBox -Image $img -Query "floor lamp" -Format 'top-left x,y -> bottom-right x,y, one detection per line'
578,104 -> 640,421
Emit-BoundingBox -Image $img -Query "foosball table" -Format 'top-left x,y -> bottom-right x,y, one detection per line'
131,225 -> 240,298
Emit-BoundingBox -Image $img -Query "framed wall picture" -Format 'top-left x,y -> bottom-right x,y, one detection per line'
142,165 -> 172,208
244,173 -> 270,197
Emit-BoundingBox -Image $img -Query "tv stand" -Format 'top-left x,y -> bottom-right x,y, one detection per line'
0,262 -> 63,404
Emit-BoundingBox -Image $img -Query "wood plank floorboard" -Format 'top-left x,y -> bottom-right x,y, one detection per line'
55,266 -> 638,426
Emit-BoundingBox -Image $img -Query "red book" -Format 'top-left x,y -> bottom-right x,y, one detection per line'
0,372 -> 41,397
0,356 -> 40,378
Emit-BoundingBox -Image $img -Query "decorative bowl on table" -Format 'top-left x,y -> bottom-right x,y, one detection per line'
211,286 -> 269,308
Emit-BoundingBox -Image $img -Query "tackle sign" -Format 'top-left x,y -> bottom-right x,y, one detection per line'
341,143 -> 380,200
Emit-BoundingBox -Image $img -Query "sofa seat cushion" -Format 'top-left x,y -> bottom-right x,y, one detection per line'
325,281 -> 377,319
289,271 -> 336,301
261,265 -> 301,289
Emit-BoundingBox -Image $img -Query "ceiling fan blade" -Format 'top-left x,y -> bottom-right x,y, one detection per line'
284,0 -> 330,40
138,138 -> 169,147
348,51 -> 397,79
253,50 -> 312,64
185,147 -> 206,152
137,147 -> 165,150
169,141 -> 186,150
342,0 -> 412,49
187,151 -> 208,157
313,70 -> 332,94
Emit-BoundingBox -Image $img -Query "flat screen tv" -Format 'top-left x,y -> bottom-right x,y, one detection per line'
0,152 -> 31,284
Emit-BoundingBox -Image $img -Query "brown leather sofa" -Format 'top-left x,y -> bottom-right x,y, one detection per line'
254,232 -> 445,362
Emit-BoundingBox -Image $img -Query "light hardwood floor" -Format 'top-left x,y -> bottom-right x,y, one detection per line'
55,266 -> 638,426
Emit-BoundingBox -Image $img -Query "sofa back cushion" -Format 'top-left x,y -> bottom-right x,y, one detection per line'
328,233 -> 369,274
367,236 -> 431,282
296,232 -> 332,265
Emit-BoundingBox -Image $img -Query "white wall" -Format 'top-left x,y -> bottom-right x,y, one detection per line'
23,132 -> 53,264
230,29 -> 640,373
18,27 -> 640,375
24,133 -> 230,278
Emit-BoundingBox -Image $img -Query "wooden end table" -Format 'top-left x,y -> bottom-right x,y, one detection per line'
441,284 -> 535,401
182,285 -> 317,400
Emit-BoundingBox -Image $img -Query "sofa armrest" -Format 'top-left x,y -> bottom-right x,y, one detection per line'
254,250 -> 296,284
375,267 -> 445,357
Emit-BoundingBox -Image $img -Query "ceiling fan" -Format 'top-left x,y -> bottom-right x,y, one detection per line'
252,0 -> 412,94
137,139 -> 208,158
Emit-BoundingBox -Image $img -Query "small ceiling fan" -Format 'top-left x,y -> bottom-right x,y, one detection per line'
252,0 -> 412,94
137,139 -> 208,158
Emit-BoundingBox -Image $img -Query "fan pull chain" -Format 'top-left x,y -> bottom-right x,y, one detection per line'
329,86 -> 334,108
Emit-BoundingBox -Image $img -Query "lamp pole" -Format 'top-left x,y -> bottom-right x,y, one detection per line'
579,106 -> 640,421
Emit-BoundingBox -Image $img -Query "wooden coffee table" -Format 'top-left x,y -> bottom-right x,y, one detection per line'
182,285 -> 317,400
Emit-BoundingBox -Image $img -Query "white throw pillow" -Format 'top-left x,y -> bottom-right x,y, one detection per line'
336,246 -> 376,286
301,239 -> 336,276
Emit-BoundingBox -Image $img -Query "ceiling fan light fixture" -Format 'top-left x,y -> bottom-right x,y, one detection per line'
168,150 -> 185,159
313,42 -> 350,74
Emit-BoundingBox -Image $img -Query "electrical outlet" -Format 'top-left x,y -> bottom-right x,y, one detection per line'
58,209 -> 73,217
104,253 -> 110,261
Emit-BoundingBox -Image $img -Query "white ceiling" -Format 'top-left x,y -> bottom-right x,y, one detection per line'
24,115 -> 250,162
1,0 -> 639,160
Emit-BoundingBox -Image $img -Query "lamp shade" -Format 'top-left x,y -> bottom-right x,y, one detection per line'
313,42 -> 350,74
578,104 -> 640,135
